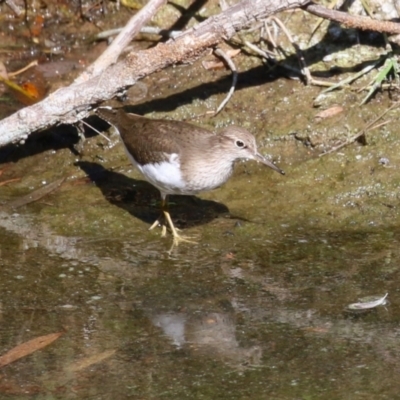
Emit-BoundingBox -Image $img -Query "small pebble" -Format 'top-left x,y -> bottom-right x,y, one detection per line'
379,157 -> 389,166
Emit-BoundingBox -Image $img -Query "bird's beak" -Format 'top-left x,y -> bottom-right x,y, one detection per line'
255,152 -> 285,175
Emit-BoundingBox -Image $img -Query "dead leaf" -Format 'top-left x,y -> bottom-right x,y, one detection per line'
31,15 -> 45,37
0,375 -> 41,395
65,349 -> 116,373
315,105 -> 344,120
302,326 -> 329,334
21,82 -> 41,100
38,349 -> 116,389
121,0 -> 145,9
0,64 -> 47,105
0,76 -> 41,105
0,178 -> 21,187
5,177 -> 65,209
10,80 -> 46,105
0,332 -> 63,368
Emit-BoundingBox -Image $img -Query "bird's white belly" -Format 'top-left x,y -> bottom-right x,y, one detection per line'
125,150 -> 191,195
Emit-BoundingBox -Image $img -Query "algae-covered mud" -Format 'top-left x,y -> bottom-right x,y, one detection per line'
2,0 -> 400,398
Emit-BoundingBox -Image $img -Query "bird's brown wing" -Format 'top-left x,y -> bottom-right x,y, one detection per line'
97,108 -> 214,165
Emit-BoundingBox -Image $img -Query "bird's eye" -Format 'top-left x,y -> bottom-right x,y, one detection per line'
236,140 -> 246,148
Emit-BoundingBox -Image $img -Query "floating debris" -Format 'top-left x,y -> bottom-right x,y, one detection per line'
347,293 -> 388,312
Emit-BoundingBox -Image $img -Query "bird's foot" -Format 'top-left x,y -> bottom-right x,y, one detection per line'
149,216 -> 170,237
148,215 -> 163,232
172,232 -> 196,246
149,216 -> 195,243
167,232 -> 197,254
149,211 -> 197,252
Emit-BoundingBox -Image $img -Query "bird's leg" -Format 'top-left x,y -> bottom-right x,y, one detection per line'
162,198 -> 178,236
148,195 -> 196,247
155,196 -> 196,247
148,194 -> 168,236
148,213 -> 167,236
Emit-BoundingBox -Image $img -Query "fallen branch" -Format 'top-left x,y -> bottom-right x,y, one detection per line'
303,3 -> 400,34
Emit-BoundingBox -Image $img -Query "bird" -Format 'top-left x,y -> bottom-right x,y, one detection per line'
96,107 -> 284,247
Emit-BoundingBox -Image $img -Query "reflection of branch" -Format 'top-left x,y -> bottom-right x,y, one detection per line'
0,0 -> 310,147
304,3 -> 400,34
0,210 -> 146,281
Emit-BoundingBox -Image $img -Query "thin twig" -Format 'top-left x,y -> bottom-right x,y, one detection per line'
80,119 -> 111,142
304,3 -> 400,34
243,40 -> 275,58
8,60 -> 39,78
263,19 -> 277,48
4,0 -> 23,16
210,48 -> 238,116
75,0 -> 168,84
319,102 -> 399,156
96,26 -> 181,40
367,120 -> 391,131
219,0 -> 229,11
269,16 -> 312,85
243,39 -> 329,82
320,58 -> 384,94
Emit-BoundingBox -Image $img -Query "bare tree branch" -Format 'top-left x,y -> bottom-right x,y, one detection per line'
303,3 -> 400,34
0,0 -> 310,147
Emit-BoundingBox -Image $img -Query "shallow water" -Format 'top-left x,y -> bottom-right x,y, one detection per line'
1,188 -> 400,399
